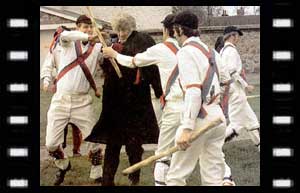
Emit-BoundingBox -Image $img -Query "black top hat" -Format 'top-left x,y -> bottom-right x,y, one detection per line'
172,11 -> 198,29
224,26 -> 243,36
161,14 -> 176,28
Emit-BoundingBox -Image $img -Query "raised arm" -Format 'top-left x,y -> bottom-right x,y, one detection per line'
59,30 -> 89,47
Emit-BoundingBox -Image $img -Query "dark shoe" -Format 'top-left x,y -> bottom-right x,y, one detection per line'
225,129 -> 239,143
94,177 -> 102,184
54,162 -> 71,186
102,180 -> 115,186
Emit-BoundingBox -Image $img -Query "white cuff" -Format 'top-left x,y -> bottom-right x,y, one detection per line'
181,118 -> 196,130
43,78 -> 51,86
83,34 -> 89,42
116,53 -> 135,68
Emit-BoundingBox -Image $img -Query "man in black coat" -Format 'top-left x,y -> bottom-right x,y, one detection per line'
86,13 -> 163,186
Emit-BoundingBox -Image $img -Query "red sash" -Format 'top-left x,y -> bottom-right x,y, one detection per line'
74,41 -> 100,97
184,41 -> 220,118
49,27 -> 64,53
160,41 -> 179,109
52,41 -> 100,97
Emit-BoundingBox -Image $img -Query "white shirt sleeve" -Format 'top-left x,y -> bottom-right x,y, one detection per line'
223,48 -> 248,89
232,72 -> 248,89
59,31 -> 89,47
177,49 -> 202,131
40,52 -> 55,86
214,51 -> 231,84
116,45 -> 160,68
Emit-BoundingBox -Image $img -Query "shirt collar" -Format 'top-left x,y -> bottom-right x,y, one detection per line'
165,37 -> 180,47
224,41 -> 236,48
182,36 -> 200,47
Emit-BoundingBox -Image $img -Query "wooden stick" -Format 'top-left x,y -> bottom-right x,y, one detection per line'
86,6 -> 122,78
122,117 -> 223,175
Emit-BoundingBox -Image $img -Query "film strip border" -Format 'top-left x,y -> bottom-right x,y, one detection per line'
271,0 -> 296,192
0,0 -> 39,191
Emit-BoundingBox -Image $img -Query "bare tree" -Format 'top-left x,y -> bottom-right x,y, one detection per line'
255,6 -> 260,15
172,6 -> 223,26
212,6 -> 223,16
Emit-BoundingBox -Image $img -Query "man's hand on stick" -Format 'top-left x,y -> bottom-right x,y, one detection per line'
176,129 -> 192,150
102,47 -> 118,59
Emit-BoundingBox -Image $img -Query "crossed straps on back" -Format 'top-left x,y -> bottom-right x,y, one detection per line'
184,41 -> 220,118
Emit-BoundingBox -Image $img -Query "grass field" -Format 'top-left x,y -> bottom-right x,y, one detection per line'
40,139 -> 260,186
40,74 -> 260,186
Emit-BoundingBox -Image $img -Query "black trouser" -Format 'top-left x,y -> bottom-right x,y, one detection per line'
102,136 -> 144,186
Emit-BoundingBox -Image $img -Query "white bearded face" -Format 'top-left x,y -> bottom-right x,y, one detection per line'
118,30 -> 131,44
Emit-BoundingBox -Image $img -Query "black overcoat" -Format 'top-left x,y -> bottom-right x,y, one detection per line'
86,31 -> 162,145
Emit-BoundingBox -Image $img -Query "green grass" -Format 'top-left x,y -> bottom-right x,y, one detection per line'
247,83 -> 260,120
40,140 -> 259,186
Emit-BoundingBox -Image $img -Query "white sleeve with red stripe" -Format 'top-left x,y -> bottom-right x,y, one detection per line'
116,44 -> 161,68
177,48 -> 202,131
59,31 -> 89,47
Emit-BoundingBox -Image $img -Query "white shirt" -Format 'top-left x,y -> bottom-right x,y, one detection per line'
41,44 -> 65,86
178,36 -> 221,130
41,51 -> 55,86
220,42 -> 248,89
116,38 -> 183,101
42,30 -> 103,94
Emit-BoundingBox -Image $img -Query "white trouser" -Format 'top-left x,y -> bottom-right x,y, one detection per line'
152,98 -> 163,125
226,84 -> 260,146
166,104 -> 226,186
154,100 -> 183,186
224,84 -> 260,180
45,92 -> 102,178
46,92 -> 98,148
